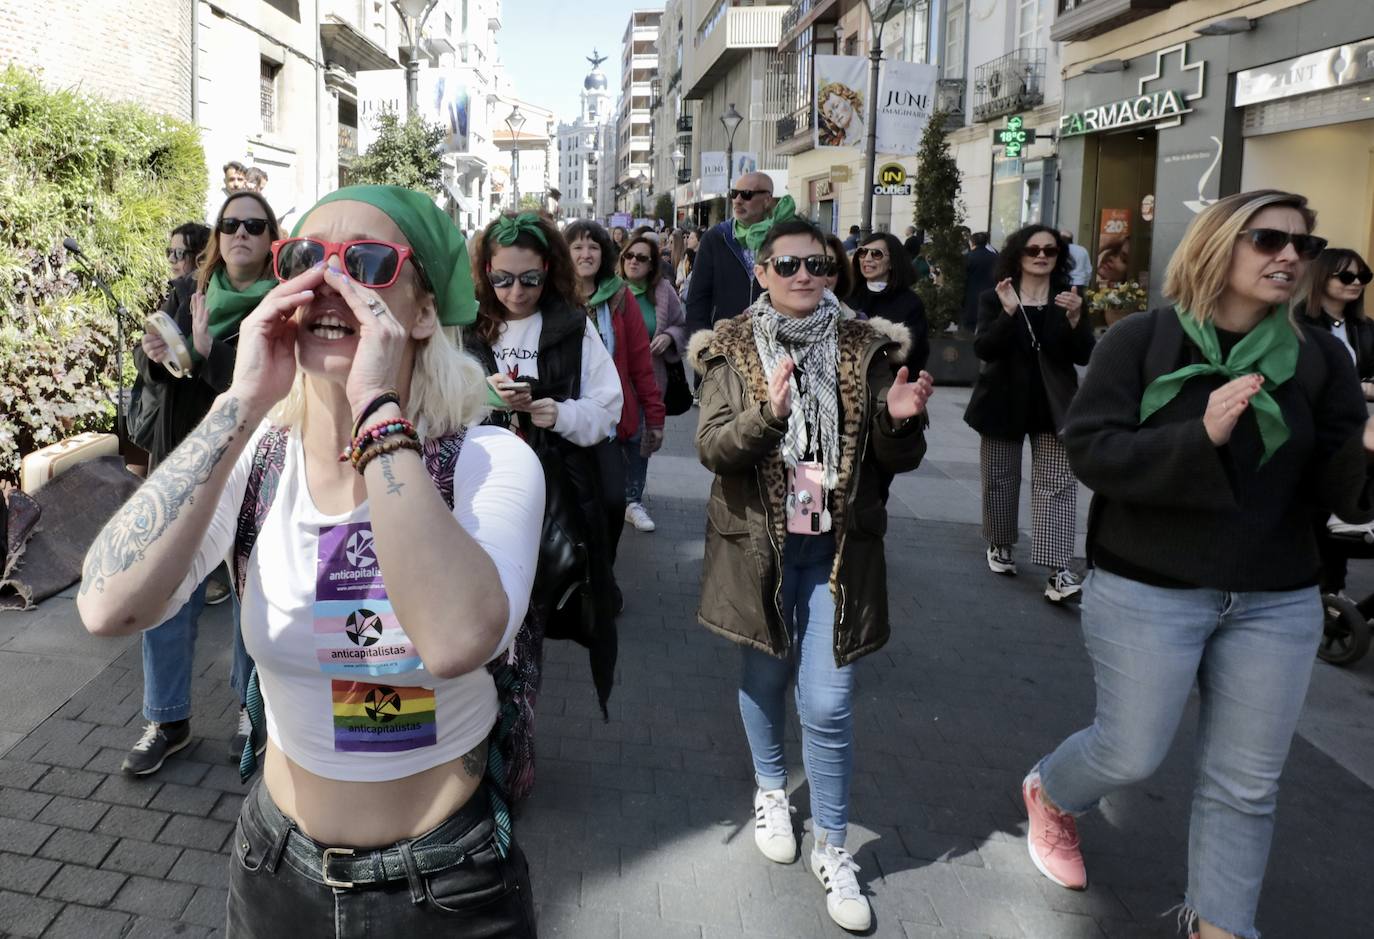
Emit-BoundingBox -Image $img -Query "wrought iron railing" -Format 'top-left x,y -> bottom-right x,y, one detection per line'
972,48 -> 1045,123
775,101 -> 815,145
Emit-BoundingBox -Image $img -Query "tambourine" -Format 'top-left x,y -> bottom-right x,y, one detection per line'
145,311 -> 194,378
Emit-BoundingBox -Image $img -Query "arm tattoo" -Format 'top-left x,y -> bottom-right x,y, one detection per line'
379,453 -> 405,497
461,739 -> 487,778
80,399 -> 244,595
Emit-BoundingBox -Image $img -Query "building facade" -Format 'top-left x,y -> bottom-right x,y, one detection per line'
616,8 -> 664,214
493,98 -> 556,212
557,51 -> 616,220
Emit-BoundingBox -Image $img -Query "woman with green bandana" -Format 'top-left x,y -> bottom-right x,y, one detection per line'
124,191 -> 280,778
1022,190 -> 1374,939
81,185 -> 542,935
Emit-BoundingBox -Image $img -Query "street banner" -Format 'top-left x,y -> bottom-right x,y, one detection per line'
610,212 -> 632,229
701,151 -> 729,194
814,55 -> 868,149
357,66 -> 470,154
732,152 -> 759,179
875,60 -> 938,156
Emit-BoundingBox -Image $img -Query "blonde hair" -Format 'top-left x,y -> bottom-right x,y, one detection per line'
1163,189 -> 1317,323
268,326 -> 490,439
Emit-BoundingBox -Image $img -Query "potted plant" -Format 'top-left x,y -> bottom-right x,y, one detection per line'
1085,280 -> 1149,329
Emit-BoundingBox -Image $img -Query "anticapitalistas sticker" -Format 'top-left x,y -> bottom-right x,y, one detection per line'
331,680 -> 437,753
314,522 -> 422,676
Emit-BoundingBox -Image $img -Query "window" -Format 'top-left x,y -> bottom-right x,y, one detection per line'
1016,0 -> 1047,50
944,0 -> 966,79
259,59 -> 279,134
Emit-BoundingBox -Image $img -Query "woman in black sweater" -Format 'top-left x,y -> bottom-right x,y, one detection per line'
849,232 -> 929,370
964,225 -> 1094,602
1021,191 -> 1374,939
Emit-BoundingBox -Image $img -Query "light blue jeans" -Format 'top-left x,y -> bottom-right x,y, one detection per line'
141,579 -> 209,722
1039,569 -> 1323,939
621,417 -> 649,504
739,532 -> 855,847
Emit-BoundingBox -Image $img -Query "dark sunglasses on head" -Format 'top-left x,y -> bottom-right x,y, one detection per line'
271,237 -> 424,289
729,188 -> 770,201
219,217 -> 270,236
622,251 -> 653,265
487,268 -> 547,289
166,247 -> 189,261
763,255 -> 837,278
1332,269 -> 1374,286
1023,245 -> 1060,259
1238,228 -> 1328,260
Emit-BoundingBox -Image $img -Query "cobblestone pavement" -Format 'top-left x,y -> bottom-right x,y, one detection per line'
2,389 -> 1373,938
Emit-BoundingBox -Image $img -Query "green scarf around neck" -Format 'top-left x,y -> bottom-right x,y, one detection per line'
195,267 -> 275,364
627,280 -> 656,337
733,195 -> 797,252
1139,305 -> 1299,465
586,275 -> 624,309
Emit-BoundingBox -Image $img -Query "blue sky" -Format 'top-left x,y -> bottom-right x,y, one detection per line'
500,0 -> 655,123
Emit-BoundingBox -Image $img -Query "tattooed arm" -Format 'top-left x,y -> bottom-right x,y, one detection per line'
78,394 -> 264,636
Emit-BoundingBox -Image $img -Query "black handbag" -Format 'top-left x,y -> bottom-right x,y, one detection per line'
663,359 -> 693,416
124,375 -> 163,452
1019,303 -> 1079,432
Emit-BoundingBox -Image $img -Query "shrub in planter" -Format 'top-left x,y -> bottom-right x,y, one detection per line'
0,64 -> 205,484
912,110 -> 974,384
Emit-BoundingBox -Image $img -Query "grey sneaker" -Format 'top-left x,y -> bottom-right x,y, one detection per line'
1045,568 -> 1084,603
121,720 -> 191,776
228,707 -> 266,764
987,544 -> 1017,575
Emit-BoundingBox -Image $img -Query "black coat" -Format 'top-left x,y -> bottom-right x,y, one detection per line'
962,248 -> 998,330
964,284 -> 1095,440
685,220 -> 762,336
849,286 -> 930,371
1297,303 -> 1374,382
132,274 -> 239,469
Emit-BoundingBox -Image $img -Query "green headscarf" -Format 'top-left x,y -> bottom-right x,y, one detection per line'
291,184 -> 477,327
195,267 -> 275,366
1140,305 -> 1299,465
586,275 -> 624,309
489,212 -> 549,247
733,195 -> 797,252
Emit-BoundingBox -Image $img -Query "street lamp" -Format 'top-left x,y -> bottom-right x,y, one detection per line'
720,103 -> 744,190
505,104 -> 526,210
634,171 -> 649,218
671,148 -> 687,223
859,0 -> 907,239
393,0 -> 437,117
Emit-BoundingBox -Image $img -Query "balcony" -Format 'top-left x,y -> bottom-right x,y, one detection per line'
1051,0 -> 1178,43
685,4 -> 788,99
936,78 -> 967,128
676,114 -> 694,134
677,168 -> 692,184
972,49 -> 1045,123
774,102 -> 816,155
779,0 -> 839,50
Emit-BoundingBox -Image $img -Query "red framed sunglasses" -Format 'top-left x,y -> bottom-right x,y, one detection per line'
271,237 -> 428,289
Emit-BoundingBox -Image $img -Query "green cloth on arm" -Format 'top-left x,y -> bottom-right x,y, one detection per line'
1139,305 -> 1299,465
292,184 -> 477,326
732,195 -> 797,252
586,276 -> 624,309
193,267 -> 275,365
627,281 -> 656,337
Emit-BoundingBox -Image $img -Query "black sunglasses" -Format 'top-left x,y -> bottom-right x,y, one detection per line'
762,255 -> 837,278
729,188 -> 771,201
166,247 -> 189,261
1332,269 -> 1374,286
1023,245 -> 1059,259
622,251 -> 653,265
1239,228 -> 1328,260
219,217 -> 270,236
487,268 -> 547,289
854,247 -> 888,260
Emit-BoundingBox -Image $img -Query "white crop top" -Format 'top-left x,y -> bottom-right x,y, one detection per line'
159,423 -> 543,782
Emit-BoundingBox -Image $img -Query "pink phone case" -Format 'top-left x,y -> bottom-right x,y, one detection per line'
786,461 -> 830,535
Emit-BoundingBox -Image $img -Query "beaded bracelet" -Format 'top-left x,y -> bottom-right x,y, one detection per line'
354,435 -> 422,476
351,390 -> 400,438
339,417 -> 418,465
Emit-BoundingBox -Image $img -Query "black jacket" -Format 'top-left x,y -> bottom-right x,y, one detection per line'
1297,303 -> 1374,382
685,220 -> 762,336
964,284 -> 1095,439
133,273 -> 239,469
848,286 -> 930,371
962,248 -> 998,330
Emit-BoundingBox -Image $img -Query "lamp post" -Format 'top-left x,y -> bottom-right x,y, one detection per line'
393,0 -> 437,117
505,104 -> 526,210
859,0 -> 906,239
671,147 -> 686,223
720,103 -> 744,191
634,171 -> 649,219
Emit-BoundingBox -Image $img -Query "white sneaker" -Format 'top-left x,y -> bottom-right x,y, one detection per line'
1045,568 -> 1084,603
987,544 -> 1017,575
752,788 -> 797,863
811,836 -> 872,932
625,502 -> 656,533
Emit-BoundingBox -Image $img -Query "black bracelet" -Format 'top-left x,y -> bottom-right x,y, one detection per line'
352,391 -> 401,438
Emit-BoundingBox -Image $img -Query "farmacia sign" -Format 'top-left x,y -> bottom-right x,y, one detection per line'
1059,89 -> 1189,137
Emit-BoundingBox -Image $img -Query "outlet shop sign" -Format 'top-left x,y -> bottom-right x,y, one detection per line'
1059,89 -> 1189,137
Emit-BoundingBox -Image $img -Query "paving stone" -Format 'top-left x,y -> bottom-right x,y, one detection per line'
31,766 -> 103,798
536,901 -> 619,939
110,874 -> 197,919
166,847 -> 229,888
0,815 -> 56,855
0,785 -> 52,820
620,911 -> 701,939
0,888 -> 62,937
89,773 -> 161,807
180,885 -> 229,928
95,804 -> 170,840
0,758 -> 48,789
148,781 -> 221,816
102,837 -> 183,878
41,903 -> 132,939
37,828 -> 117,866
125,917 -> 215,939
34,793 -> 109,830
0,850 -> 61,893
40,863 -> 127,905
157,814 -> 233,851
660,882 -> 743,930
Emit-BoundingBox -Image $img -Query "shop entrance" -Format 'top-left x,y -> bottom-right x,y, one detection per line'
1084,128 -> 1158,290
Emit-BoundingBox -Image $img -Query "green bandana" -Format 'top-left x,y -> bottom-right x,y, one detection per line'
627,280 -> 656,337
586,275 -> 623,309
292,185 -> 477,327
733,195 -> 797,252
490,212 -> 548,248
1140,305 -> 1299,465
194,267 -> 275,365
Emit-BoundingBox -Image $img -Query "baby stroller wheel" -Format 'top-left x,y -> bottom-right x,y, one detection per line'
1318,593 -> 1371,666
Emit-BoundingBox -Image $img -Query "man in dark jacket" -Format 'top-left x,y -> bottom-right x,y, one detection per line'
962,232 -> 998,330
686,171 -> 778,337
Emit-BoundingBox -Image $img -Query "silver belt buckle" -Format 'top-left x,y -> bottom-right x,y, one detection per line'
321,846 -> 356,888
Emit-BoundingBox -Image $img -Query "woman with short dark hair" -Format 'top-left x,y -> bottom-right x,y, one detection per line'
848,232 -> 928,370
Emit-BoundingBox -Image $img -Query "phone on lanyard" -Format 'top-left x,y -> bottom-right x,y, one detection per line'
786,461 -> 831,535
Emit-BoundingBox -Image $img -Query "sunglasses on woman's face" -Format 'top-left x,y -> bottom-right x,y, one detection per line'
763,255 -> 837,278
1238,228 -> 1328,260
622,251 -> 653,265
1023,244 -> 1059,259
272,237 -> 424,289
166,247 -> 188,261
1332,269 -> 1374,286
854,247 -> 887,260
487,268 -> 547,289
219,217 -> 270,236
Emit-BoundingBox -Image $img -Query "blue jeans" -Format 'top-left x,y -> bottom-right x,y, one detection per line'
229,581 -> 253,707
141,579 -> 209,722
738,533 -> 855,847
1039,569 -> 1322,939
621,420 -> 649,504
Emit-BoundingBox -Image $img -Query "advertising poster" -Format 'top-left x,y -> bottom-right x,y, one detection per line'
875,60 -> 938,156
814,55 -> 868,149
701,150 -> 729,194
357,66 -> 470,154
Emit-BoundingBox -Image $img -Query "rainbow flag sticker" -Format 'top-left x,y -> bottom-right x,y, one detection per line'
331,680 -> 437,753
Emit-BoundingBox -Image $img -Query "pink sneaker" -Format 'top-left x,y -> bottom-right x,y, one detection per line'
1021,771 -> 1087,890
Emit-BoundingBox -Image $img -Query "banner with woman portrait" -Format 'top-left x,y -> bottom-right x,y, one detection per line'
814,55 -> 868,150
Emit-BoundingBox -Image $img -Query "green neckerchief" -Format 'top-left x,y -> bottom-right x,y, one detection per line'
732,195 -> 797,252
628,280 -> 656,337
1140,305 -> 1299,465
586,276 -> 624,309
490,212 -> 548,247
194,267 -> 275,365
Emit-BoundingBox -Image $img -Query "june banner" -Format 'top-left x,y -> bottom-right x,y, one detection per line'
814,55 -> 868,150
875,60 -> 938,156
701,151 -> 729,194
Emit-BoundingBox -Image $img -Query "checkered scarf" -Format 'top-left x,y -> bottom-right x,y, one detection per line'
750,291 -> 842,490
